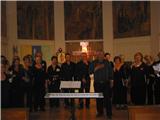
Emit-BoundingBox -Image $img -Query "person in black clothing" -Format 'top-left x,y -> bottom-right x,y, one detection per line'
113,56 -> 128,110
153,52 -> 160,104
76,52 -> 91,109
32,56 -> 47,111
144,55 -> 155,105
22,55 -> 34,111
26,54 -> 33,67
33,52 -> 47,72
130,52 -> 147,105
1,60 -> 11,108
61,53 -> 76,108
47,56 -> 61,108
8,57 -> 24,107
90,51 -> 113,120
104,52 -> 114,68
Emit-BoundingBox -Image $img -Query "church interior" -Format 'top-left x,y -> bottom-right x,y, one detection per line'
1,1 -> 160,120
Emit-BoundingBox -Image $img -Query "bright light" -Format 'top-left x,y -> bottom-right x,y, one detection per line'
80,42 -> 89,53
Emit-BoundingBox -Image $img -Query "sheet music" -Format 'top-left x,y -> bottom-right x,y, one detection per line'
60,81 -> 81,89
153,63 -> 160,77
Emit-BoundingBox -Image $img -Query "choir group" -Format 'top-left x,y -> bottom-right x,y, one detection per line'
1,51 -> 160,119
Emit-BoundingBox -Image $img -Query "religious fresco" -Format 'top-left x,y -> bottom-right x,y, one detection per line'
1,1 -> 7,38
64,1 -> 103,40
17,1 -> 54,40
113,1 -> 150,38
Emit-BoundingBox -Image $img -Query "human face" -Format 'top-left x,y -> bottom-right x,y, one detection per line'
65,55 -> 71,62
35,56 -> 41,64
52,58 -> 57,65
36,52 -> 42,59
24,59 -> 30,67
105,55 -> 111,61
115,58 -> 121,65
97,51 -> 104,61
134,54 -> 142,63
14,59 -> 20,66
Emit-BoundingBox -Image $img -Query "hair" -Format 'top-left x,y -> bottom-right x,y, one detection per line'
1,55 -> 8,65
104,52 -> 111,57
144,55 -> 153,61
65,53 -> 71,57
134,52 -> 143,61
35,51 -> 42,57
12,56 -> 20,64
23,55 -> 30,61
51,56 -> 57,61
114,56 -> 121,62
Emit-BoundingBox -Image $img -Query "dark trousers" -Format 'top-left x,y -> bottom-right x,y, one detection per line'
147,84 -> 154,105
23,84 -> 33,110
33,87 -> 45,110
94,82 -> 112,117
155,80 -> 160,104
48,82 -> 60,107
10,87 -> 24,107
63,89 -> 74,106
131,86 -> 146,105
79,81 -> 90,107
113,86 -> 127,105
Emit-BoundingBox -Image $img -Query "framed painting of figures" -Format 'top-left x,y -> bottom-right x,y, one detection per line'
113,1 -> 150,38
64,1 -> 103,40
17,1 -> 54,40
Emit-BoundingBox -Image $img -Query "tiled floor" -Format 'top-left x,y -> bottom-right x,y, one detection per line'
30,99 -> 128,120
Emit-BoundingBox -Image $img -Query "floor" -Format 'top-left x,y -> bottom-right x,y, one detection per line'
29,99 -> 128,120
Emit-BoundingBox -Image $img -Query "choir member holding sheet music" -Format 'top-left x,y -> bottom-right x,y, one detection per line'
113,56 -> 128,110
33,52 -> 47,72
130,52 -> 147,105
47,56 -> 61,108
1,58 -> 11,108
22,55 -> 34,112
32,56 -> 47,111
144,55 -> 155,105
75,52 -> 91,109
153,52 -> 160,104
8,56 -> 24,107
61,53 -> 76,108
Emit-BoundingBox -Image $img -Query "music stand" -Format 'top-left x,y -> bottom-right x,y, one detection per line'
60,81 -> 81,120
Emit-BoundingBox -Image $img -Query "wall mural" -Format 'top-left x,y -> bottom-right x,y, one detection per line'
64,1 -> 103,40
17,1 -> 54,40
113,1 -> 150,38
1,1 -> 7,38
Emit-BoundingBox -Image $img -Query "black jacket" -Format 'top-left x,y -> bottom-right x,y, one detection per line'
75,60 -> 91,81
61,62 -> 76,81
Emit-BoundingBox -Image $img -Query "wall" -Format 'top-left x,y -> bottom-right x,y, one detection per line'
114,37 -> 151,61
2,1 -> 160,64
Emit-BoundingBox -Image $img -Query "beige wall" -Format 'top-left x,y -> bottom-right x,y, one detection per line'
2,1 -> 160,63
